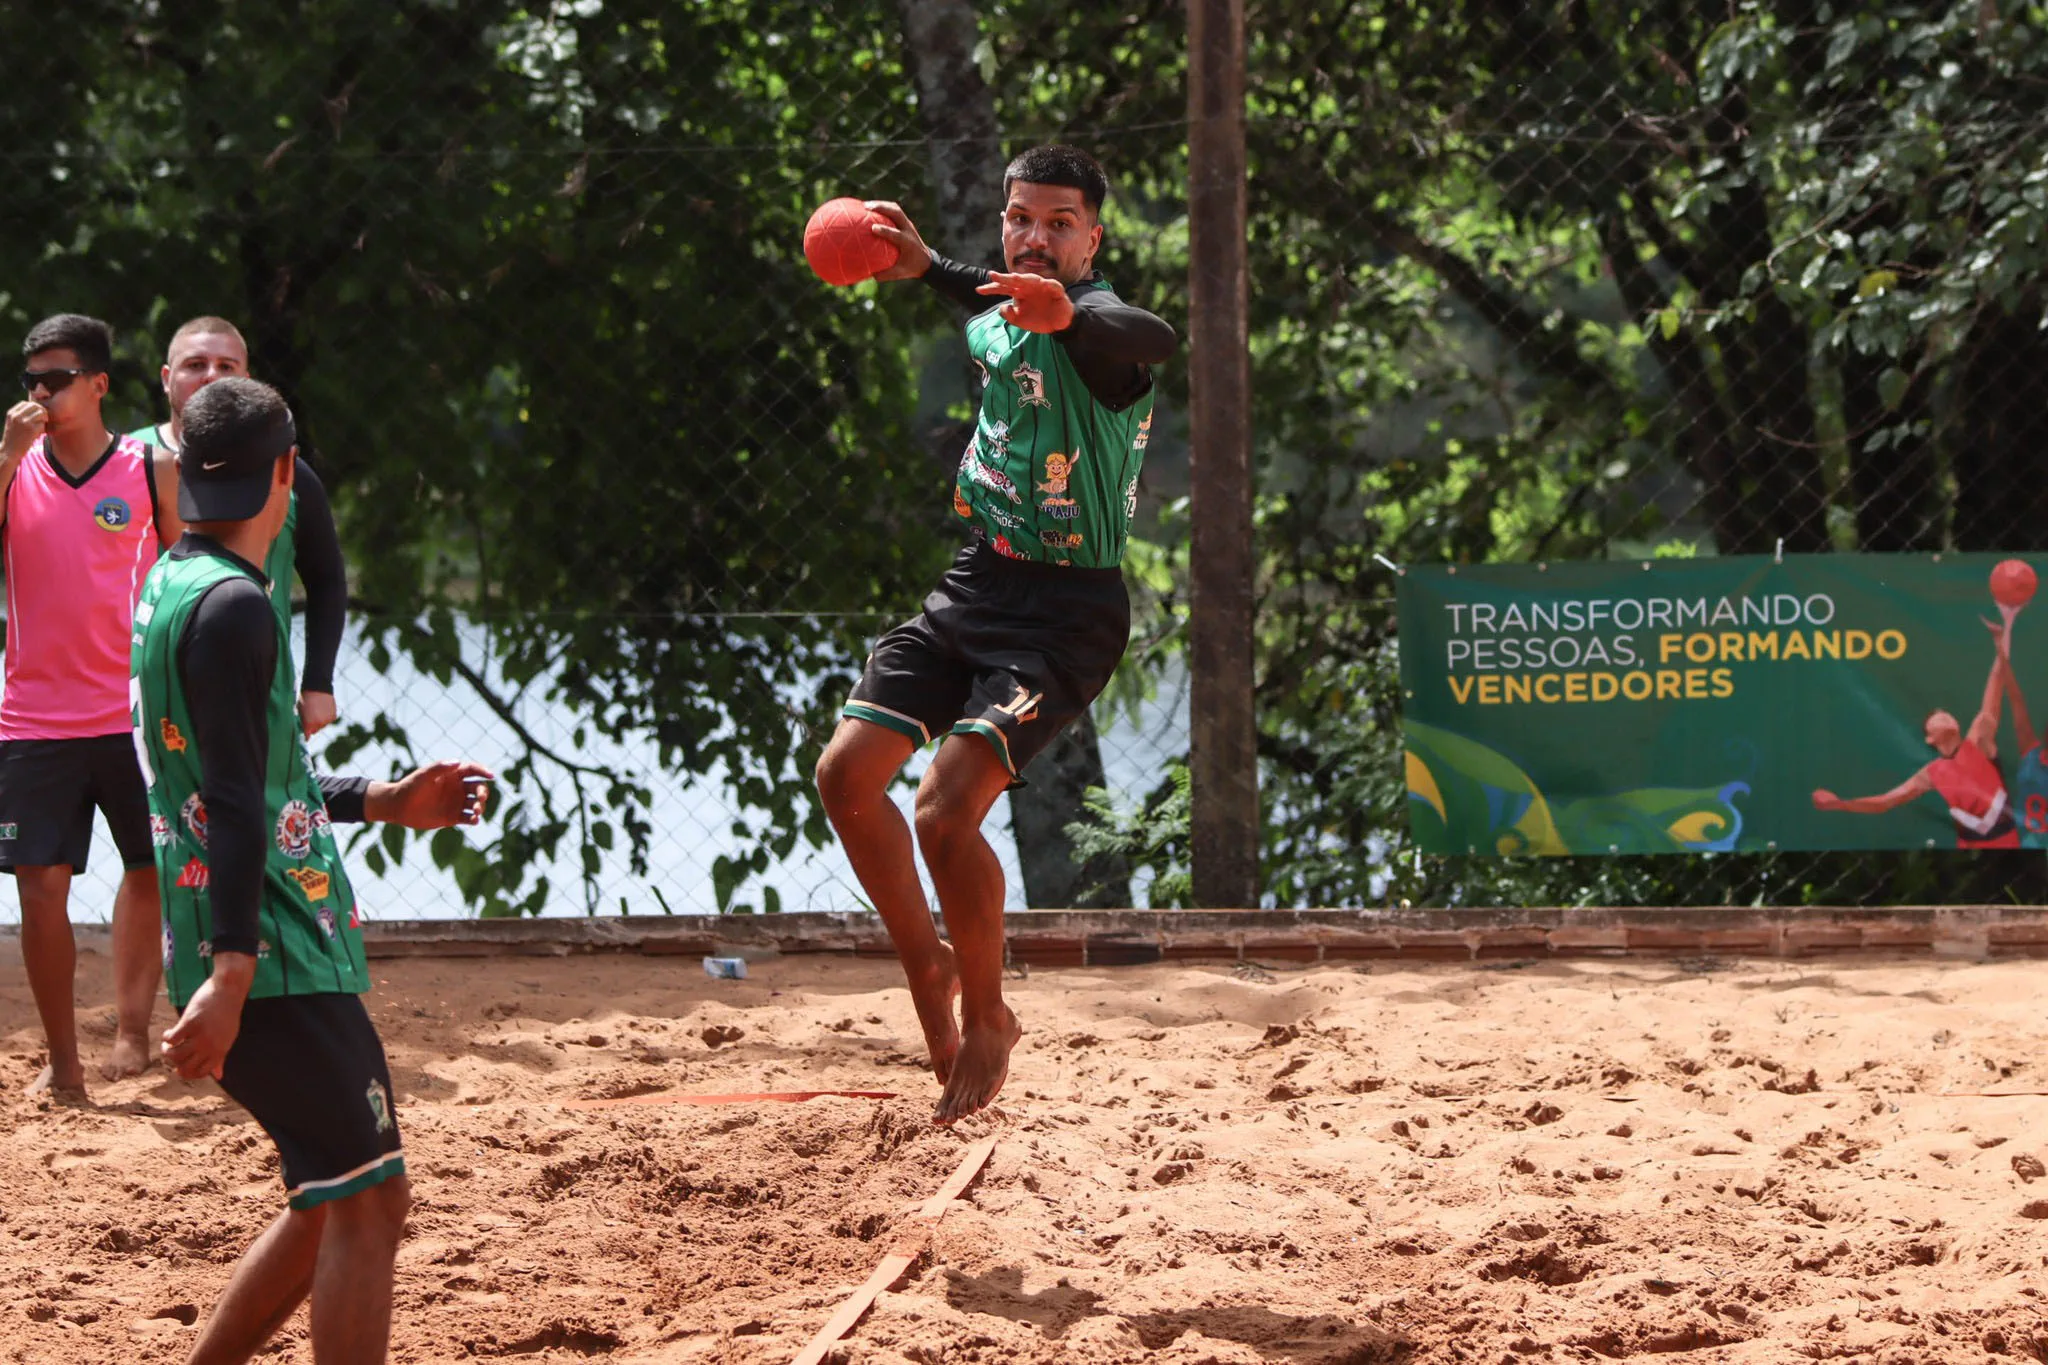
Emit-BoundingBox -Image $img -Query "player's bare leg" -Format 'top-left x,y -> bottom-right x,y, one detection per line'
914,735 -> 1022,1125
183,1205 -> 324,1365
18,865 -> 86,1098
817,719 -> 962,1082
104,865 -> 162,1079
307,1176 -> 410,1365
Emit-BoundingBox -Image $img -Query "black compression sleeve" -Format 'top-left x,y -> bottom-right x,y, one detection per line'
920,252 -> 993,310
1055,289 -> 1179,411
290,459 -> 347,695
177,578 -> 279,956
316,775 -> 371,824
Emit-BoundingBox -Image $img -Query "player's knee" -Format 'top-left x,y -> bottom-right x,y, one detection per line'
815,740 -> 881,814
331,1174 -> 410,1241
912,787 -> 972,860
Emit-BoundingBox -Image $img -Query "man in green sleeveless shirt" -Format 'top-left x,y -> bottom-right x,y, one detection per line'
816,146 -> 1177,1124
133,377 -> 492,1365
129,316 -> 348,739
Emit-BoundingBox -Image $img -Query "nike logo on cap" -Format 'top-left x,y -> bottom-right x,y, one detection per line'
201,460 -> 227,471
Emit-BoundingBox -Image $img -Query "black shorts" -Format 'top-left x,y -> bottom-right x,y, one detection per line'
218,993 -> 405,1211
844,537 -> 1130,777
0,734 -> 154,874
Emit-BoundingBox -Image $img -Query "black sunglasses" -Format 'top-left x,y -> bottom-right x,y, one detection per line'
20,367 -> 90,395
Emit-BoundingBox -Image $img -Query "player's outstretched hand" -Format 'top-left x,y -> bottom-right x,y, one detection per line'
977,271 -> 1076,333
369,760 -> 495,830
163,953 -> 255,1081
864,201 -> 933,281
1811,788 -> 1840,811
1,401 -> 48,463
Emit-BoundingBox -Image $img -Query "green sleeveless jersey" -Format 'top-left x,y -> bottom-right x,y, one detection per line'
130,550 -> 363,1009
955,280 -> 1155,569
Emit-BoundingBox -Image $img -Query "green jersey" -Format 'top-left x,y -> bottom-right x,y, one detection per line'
954,280 -> 1155,569
130,549 -> 363,1009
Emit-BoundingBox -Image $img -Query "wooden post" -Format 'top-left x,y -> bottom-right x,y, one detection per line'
1186,0 -> 1258,908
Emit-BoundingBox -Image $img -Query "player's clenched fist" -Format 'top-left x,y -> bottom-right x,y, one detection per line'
2,401 -> 47,462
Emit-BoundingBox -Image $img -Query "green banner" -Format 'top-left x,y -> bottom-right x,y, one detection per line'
1398,553 -> 2048,855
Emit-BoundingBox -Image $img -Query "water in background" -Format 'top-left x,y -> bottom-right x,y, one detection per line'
0,618 -> 1189,925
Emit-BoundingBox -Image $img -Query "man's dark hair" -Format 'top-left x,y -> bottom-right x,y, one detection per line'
23,313 -> 114,373
183,376 -> 291,461
1003,145 -> 1110,214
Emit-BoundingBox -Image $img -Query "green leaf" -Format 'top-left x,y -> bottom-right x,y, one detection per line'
1877,366 -> 1910,411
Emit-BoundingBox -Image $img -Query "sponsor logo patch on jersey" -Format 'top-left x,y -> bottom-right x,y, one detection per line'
953,486 -> 973,520
275,800 -> 314,859
92,496 -> 132,532
181,793 -> 209,848
286,866 -> 332,902
991,534 -> 1027,560
966,457 -> 1023,504
311,807 -> 332,835
1014,363 -> 1051,407
161,923 -> 175,971
159,718 -> 187,753
1039,530 -> 1085,550
1134,411 -> 1152,451
317,906 -> 339,940
150,813 -> 173,845
174,857 -> 209,889
1037,451 -> 1079,497
1040,497 -> 1079,521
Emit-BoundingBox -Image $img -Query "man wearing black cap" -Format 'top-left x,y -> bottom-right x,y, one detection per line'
131,376 -> 493,1364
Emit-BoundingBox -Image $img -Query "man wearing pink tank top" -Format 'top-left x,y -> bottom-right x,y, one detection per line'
0,313 -> 183,1098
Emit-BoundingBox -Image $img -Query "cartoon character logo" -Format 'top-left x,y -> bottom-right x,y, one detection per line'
180,793 -> 209,848
174,858 -> 209,889
286,866 -> 332,902
317,906 -> 338,940
159,718 -> 187,753
1037,451 -> 1080,497
991,534 -> 1027,560
952,486 -> 973,520
1013,363 -> 1051,408
1134,411 -> 1152,451
275,800 -> 313,859
92,497 -> 132,533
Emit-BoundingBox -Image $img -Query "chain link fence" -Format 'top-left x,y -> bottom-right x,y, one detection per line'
3,1 -> 2044,920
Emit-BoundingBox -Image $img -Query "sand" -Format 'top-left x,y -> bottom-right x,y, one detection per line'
3,943 -> 2047,1363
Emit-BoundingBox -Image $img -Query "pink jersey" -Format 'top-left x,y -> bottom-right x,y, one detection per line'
0,434 -> 161,740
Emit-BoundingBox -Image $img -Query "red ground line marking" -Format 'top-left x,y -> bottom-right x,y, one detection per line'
789,1135 -> 998,1365
560,1090 -> 898,1110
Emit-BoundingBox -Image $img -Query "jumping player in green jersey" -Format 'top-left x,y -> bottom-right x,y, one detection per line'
815,146 -> 1177,1124
134,377 -> 492,1365
129,316 -> 348,738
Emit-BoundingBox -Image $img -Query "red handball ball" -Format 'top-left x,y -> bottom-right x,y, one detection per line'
1992,558 -> 2038,609
803,198 -> 899,287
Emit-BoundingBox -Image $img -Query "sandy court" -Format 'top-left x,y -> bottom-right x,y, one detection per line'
3,943 -> 2047,1364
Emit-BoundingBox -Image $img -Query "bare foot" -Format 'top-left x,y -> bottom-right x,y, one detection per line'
101,1032 -> 151,1081
904,946 -> 963,1085
27,1065 -> 88,1104
933,1007 -> 1021,1126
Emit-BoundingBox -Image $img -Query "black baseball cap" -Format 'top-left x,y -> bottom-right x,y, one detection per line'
176,382 -> 296,522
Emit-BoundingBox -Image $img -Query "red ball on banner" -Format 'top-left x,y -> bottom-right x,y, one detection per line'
1991,558 -> 2037,609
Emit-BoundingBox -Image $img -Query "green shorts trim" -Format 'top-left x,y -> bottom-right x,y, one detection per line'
842,701 -> 932,746
950,717 -> 1018,776
288,1151 -> 406,1210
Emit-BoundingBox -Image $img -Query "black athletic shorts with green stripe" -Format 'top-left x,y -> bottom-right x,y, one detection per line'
219,993 -> 404,1210
843,535 -> 1130,778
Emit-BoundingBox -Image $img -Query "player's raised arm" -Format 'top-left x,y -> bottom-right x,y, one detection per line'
0,400 -> 48,533
1968,625 -> 2007,758
291,459 -> 348,736
1812,768 -> 1935,815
